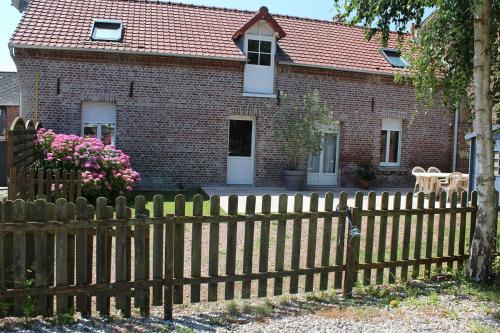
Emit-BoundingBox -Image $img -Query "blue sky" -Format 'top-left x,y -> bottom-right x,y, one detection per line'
0,0 -> 431,72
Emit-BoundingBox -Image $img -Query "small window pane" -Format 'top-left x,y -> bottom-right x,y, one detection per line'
248,40 -> 259,52
248,52 -> 259,65
101,125 -> 115,146
322,133 -> 336,173
83,125 -> 98,139
380,130 -> 388,162
260,53 -> 271,66
388,131 -> 400,162
260,41 -> 271,53
382,49 -> 407,68
309,153 -> 320,173
229,120 -> 253,157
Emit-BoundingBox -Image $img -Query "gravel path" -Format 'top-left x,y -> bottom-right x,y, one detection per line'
1,279 -> 498,332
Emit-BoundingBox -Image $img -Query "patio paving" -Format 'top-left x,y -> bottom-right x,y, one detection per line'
202,186 -> 417,213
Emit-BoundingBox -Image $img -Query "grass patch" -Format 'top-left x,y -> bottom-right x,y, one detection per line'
129,190 -> 226,216
226,300 -> 240,317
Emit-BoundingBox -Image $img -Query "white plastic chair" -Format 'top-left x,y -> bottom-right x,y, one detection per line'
412,166 -> 426,193
441,172 -> 464,201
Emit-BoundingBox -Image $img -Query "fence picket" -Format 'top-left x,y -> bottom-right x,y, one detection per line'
53,170 -> 60,201
55,199 -> 69,313
389,192 -> 401,283
458,192 -> 468,270
33,200 -> 49,316
37,169 -> 44,199
208,195 -> 221,301
45,170 -> 52,202
135,195 -> 150,316
305,193 -> 319,292
28,168 -> 35,201
96,197 -> 110,315
290,193 -> 303,294
401,193 -> 412,281
164,205 -> 174,320
273,194 -> 288,296
258,194 -> 271,297
225,195 -> 238,300
436,192 -> 447,270
66,203 -> 76,310
152,195 -> 164,306
352,192 -> 364,283
242,195 -> 256,299
448,192 -> 458,270
174,195 -> 185,304
191,194 -> 203,303
424,193 -> 436,276
62,170 -> 68,200
363,192 -> 376,285
75,198 -> 90,316
413,192 -> 425,277
11,200 -> 26,316
334,192 -> 347,289
320,192 -> 334,290
69,170 -> 76,202
376,192 -> 389,284
115,196 -> 131,316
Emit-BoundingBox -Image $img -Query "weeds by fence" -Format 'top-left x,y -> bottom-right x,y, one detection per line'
0,191 -> 497,320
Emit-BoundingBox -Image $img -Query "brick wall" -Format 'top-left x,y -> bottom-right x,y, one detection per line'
14,49 -> 462,189
5,106 -> 20,129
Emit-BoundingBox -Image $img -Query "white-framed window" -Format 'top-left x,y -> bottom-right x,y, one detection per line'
243,21 -> 276,95
380,118 -> 402,166
91,19 -> 123,42
380,48 -> 408,68
82,102 -> 117,146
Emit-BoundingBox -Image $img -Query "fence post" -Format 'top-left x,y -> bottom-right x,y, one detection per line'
343,205 -> 361,298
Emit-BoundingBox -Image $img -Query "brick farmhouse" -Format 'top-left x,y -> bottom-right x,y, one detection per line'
9,0 -> 469,189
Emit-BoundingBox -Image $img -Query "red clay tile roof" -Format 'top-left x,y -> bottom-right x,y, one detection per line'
10,0 -> 404,75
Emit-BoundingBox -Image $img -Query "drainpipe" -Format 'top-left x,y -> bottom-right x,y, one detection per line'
452,107 -> 459,171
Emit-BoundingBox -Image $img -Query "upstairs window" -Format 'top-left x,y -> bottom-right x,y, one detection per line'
247,39 -> 272,66
91,19 -> 123,42
380,48 -> 407,68
82,102 -> 117,146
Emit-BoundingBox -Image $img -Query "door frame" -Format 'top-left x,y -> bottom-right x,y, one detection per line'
307,124 -> 340,186
226,115 -> 256,185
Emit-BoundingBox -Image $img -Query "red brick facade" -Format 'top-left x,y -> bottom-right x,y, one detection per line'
5,106 -> 20,129
14,49 -> 468,189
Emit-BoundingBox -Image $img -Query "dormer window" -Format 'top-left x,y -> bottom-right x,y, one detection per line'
247,39 -> 272,66
91,19 -> 123,42
380,48 -> 408,68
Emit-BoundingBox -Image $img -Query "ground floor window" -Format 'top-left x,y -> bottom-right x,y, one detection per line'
82,102 -> 116,146
380,118 -> 402,167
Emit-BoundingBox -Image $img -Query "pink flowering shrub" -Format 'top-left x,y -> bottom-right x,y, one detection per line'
35,128 -> 140,201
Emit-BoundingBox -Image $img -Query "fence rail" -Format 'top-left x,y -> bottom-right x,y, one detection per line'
0,190 -> 498,319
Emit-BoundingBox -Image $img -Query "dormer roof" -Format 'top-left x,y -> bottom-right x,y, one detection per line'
232,6 -> 286,40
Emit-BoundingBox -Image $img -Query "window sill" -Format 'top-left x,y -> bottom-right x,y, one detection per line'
242,92 -> 277,98
377,166 -> 405,174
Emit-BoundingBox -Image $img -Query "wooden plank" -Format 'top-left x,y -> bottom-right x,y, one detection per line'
85,204 -> 94,316
401,193 -> 413,282
389,192 -> 401,284
152,194 -> 164,306
289,193 -> 303,294
208,195 -> 221,302
258,194 -> 271,297
33,200 -> 49,316
37,169 -> 44,199
224,195 -> 238,300
28,168 -> 35,201
352,192 -> 364,283
333,192 -> 347,289
75,197 -> 90,316
115,196 -> 130,317
8,167 -> 16,200
164,199 -> 174,320
13,199 -> 26,316
436,192 -> 447,270
24,202 -> 35,302
66,203 -> 75,310
320,192 -> 334,290
95,197 -> 109,315
62,170 -> 68,200
376,192 -> 389,284
69,170 -> 75,202
424,193 -> 436,276
363,192 -> 376,285
46,202 -> 56,316
173,195 -> 185,304
191,194 -> 203,303
412,192 -> 425,277
469,191 -> 477,247
343,202 -> 361,297
76,172 -> 82,199
242,195 -> 256,299
45,170 -> 52,202
53,170 -> 60,201
448,192 -> 458,270
458,192 -> 468,270
274,194 -> 288,296
55,198 -> 69,313
305,193 -> 319,292
134,195 -> 150,316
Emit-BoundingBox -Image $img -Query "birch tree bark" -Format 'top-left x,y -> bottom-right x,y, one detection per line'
467,0 -> 496,282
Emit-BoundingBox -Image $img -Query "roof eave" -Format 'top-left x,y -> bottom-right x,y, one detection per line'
278,60 -> 397,77
232,6 -> 286,40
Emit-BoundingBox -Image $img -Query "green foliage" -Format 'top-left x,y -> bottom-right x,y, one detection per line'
356,161 -> 376,181
226,300 -> 240,317
53,308 -> 77,326
22,297 -> 35,325
276,90 -> 336,169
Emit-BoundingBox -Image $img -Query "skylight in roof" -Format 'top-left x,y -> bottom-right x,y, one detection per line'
91,19 -> 123,42
380,48 -> 408,68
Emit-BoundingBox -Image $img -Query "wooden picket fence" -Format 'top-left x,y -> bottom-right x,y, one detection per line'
8,168 -> 83,202
0,191 -> 497,320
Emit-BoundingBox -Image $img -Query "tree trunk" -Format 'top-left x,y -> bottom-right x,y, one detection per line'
467,0 -> 496,282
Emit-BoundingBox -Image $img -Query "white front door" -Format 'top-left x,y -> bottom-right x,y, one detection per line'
227,118 -> 255,184
307,131 -> 340,186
